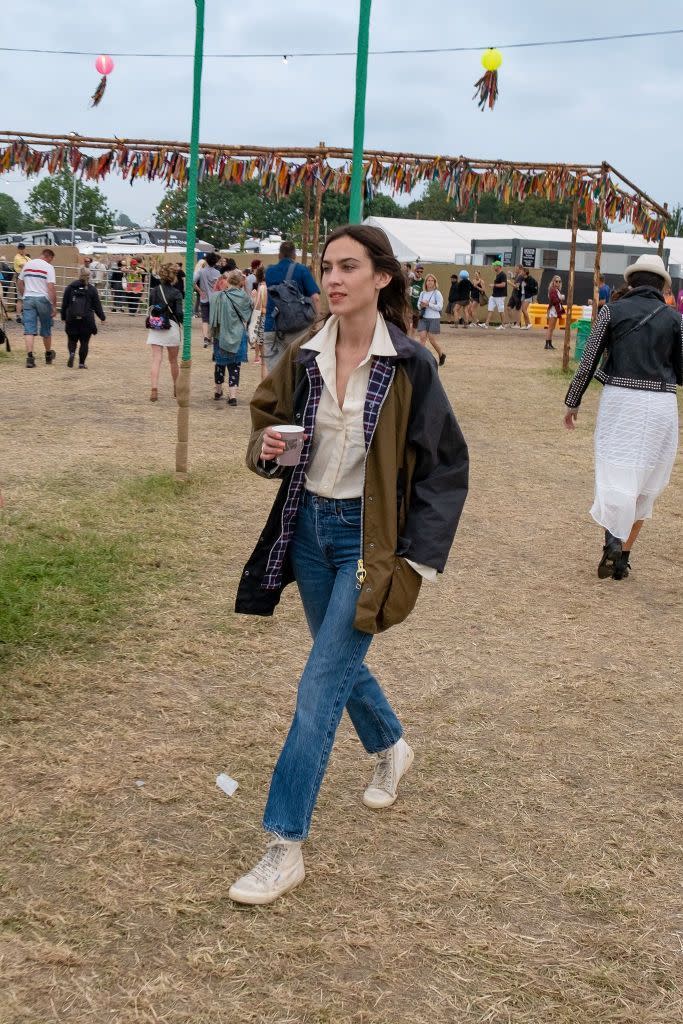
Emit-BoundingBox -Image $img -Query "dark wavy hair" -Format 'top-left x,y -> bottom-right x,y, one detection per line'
320,224 -> 409,331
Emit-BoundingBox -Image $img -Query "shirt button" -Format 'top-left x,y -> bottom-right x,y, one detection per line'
367,496 -> 374,502
368,542 -> 375,549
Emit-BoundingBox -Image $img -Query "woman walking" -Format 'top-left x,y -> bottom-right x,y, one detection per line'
519,268 -> 538,329
231,224 -> 469,905
564,254 -> 681,580
417,273 -> 446,364
545,275 -> 565,350
209,268 -> 252,406
61,267 -> 106,369
470,270 -> 487,325
250,265 -> 268,378
146,263 -> 183,402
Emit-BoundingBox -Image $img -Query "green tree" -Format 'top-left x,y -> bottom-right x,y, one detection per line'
0,193 -> 26,233
666,203 -> 683,237
115,211 -> 138,228
404,180 -> 591,228
156,180 -> 304,248
26,171 -> 114,232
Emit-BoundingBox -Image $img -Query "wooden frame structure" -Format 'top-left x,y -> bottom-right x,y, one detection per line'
1,131 -> 669,370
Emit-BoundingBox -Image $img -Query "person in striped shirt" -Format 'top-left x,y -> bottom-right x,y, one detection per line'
18,248 -> 57,368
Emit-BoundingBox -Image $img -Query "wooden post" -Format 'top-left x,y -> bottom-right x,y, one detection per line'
311,174 -> 324,277
562,199 -> 579,371
658,202 -> 668,258
592,219 -> 603,324
301,179 -> 312,267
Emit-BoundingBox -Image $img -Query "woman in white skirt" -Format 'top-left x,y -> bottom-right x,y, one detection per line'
146,264 -> 184,402
564,254 -> 682,579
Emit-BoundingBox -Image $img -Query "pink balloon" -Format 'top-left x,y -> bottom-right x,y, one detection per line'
95,54 -> 114,76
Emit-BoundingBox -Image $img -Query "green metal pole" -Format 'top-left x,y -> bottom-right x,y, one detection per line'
182,0 -> 205,360
176,0 -> 205,479
349,0 -> 372,224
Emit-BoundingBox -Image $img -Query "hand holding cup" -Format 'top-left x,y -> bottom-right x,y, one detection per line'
261,425 -> 306,465
260,427 -> 286,461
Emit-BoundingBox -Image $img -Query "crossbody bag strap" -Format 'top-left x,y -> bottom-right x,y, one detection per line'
158,284 -> 178,324
224,292 -> 249,329
613,303 -> 667,344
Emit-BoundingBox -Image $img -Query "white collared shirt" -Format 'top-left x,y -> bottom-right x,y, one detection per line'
302,314 -> 437,582
302,314 -> 394,499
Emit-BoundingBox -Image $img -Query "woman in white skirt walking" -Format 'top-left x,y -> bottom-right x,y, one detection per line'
564,254 -> 682,579
146,264 -> 184,402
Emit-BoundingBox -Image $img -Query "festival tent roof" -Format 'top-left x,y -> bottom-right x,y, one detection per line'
363,217 -> 670,264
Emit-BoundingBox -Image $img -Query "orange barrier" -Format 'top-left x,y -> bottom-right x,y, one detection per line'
527,303 -> 584,330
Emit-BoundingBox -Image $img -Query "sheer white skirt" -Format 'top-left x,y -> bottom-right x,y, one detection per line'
590,385 -> 678,540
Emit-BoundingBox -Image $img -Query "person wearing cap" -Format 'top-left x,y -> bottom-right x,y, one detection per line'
125,259 -> 145,315
13,243 -> 30,322
453,270 -> 473,327
482,260 -> 509,329
564,253 -> 682,580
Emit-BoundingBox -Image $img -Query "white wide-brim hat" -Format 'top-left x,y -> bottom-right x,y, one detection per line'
623,253 -> 671,289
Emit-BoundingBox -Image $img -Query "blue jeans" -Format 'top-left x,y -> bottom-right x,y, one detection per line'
23,295 -> 53,338
263,492 -> 404,841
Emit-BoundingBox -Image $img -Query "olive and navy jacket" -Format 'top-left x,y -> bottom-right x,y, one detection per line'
235,320 -> 469,634
565,286 -> 683,408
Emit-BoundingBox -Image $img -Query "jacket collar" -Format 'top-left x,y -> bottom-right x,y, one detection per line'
620,285 -> 665,304
296,316 -> 415,365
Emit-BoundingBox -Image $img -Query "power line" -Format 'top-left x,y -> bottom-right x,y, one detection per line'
0,28 -> 682,60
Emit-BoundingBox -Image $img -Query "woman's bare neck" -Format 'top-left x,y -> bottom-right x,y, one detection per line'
336,308 -> 377,355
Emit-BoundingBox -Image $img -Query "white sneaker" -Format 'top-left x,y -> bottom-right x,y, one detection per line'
495,325 -> 505,330
228,836 -> 305,905
363,738 -> 414,809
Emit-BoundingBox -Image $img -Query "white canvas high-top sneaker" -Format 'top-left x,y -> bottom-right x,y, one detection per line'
363,738 -> 414,809
229,836 -> 305,906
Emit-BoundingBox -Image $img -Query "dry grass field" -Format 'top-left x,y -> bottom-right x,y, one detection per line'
1,313 -> 682,1024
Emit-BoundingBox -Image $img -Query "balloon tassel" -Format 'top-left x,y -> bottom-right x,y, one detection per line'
90,75 -> 107,107
473,69 -> 499,111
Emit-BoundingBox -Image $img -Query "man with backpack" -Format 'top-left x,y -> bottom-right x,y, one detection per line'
263,240 -> 320,372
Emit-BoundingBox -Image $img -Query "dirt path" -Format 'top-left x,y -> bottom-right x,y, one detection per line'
1,315 -> 682,1024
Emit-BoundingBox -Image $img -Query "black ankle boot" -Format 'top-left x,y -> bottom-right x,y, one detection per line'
598,533 -> 622,578
613,551 -> 631,580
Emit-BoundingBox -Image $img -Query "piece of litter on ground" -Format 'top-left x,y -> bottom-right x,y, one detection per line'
134,780 -> 145,788
216,773 -> 239,797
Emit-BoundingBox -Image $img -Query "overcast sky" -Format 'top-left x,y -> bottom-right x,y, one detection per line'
2,1 -> 681,226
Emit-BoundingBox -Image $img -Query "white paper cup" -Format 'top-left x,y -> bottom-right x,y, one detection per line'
275,425 -> 305,466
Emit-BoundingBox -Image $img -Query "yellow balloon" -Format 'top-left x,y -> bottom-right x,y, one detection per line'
481,48 -> 503,72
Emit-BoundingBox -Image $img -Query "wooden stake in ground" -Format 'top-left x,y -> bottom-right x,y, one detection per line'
658,202 -> 668,258
592,165 -> 607,323
562,199 -> 579,371
592,220 -> 603,323
301,180 -> 312,267
311,165 -> 324,278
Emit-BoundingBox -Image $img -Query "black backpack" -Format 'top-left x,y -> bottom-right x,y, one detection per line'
68,286 -> 91,321
269,262 -> 316,339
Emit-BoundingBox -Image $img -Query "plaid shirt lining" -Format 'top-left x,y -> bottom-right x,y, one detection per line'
262,356 -> 395,590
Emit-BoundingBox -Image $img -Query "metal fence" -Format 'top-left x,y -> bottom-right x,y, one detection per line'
0,265 -> 153,318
